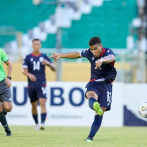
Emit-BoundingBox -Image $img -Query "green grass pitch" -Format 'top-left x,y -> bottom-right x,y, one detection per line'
0,126 -> 147,147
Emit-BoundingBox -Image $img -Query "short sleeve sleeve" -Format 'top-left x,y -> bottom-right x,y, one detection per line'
1,49 -> 9,62
80,48 -> 89,58
22,56 -> 29,68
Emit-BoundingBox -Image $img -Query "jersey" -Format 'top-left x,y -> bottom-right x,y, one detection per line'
0,48 -> 9,82
80,47 -> 117,83
22,53 -> 53,88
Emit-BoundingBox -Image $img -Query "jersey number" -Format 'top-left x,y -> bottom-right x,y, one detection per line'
33,61 -> 40,70
41,87 -> 47,96
107,91 -> 112,103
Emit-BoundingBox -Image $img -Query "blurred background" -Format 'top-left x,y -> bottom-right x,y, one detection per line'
0,0 -> 147,127
0,0 -> 147,83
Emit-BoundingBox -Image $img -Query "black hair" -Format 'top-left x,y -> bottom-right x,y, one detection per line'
89,37 -> 101,46
32,38 -> 41,43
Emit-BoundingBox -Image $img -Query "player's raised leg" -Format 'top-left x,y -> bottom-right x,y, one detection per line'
39,98 -> 47,130
0,101 -> 12,136
86,91 -> 103,116
31,101 -> 39,130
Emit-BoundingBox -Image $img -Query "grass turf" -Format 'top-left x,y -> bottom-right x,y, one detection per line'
0,126 -> 147,147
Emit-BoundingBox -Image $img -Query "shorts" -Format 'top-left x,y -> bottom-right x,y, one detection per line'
85,81 -> 112,111
28,86 -> 47,103
0,79 -> 12,102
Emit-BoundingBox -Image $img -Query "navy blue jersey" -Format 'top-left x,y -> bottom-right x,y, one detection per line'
22,53 -> 53,88
80,47 -> 117,83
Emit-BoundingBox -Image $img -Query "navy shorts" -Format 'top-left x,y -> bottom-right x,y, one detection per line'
85,81 -> 112,111
28,87 -> 47,103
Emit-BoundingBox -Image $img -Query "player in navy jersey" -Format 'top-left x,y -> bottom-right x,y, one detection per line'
50,37 -> 117,142
22,39 -> 56,130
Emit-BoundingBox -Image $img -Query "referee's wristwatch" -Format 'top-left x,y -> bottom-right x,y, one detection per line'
7,76 -> 12,80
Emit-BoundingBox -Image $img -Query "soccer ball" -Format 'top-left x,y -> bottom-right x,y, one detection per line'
138,102 -> 147,118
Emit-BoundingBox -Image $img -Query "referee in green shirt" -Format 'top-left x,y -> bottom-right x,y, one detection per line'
0,48 -> 12,136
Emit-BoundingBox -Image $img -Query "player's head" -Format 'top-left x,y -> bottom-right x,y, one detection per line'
32,39 -> 41,53
89,37 -> 103,57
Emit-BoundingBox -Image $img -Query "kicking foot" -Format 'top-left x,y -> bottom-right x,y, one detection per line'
85,137 -> 93,143
40,123 -> 45,130
5,130 -> 12,136
35,124 -> 39,130
93,102 -> 103,116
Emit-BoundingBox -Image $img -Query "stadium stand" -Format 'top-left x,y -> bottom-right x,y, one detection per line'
0,0 -> 56,47
0,0 -> 137,49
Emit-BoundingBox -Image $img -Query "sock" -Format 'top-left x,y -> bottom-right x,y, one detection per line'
0,111 -> 10,131
88,115 -> 103,139
41,113 -> 47,124
32,114 -> 38,124
89,97 -> 97,110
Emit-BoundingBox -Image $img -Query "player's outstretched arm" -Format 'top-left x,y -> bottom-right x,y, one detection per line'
22,68 -> 37,82
5,60 -> 12,87
49,52 -> 81,61
95,55 -> 116,69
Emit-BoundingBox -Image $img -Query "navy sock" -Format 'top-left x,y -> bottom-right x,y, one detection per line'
0,111 -> 10,131
89,97 -> 97,110
41,113 -> 47,124
88,115 -> 103,139
32,114 -> 38,124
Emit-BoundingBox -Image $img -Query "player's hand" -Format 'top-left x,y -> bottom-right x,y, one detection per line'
49,53 -> 60,61
28,74 -> 37,82
41,59 -> 50,65
5,78 -> 11,87
94,59 -> 103,69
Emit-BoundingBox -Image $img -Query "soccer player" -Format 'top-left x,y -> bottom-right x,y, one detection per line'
22,39 -> 55,130
0,48 -> 12,136
50,37 -> 117,142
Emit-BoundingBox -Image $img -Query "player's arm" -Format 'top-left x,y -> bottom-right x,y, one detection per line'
41,60 -> 56,71
22,68 -> 37,82
4,60 -> 12,87
49,52 -> 81,61
95,55 -> 116,69
47,62 -> 56,71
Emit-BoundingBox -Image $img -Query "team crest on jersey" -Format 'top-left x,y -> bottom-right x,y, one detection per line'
92,57 -> 95,60
30,58 -> 33,62
39,57 -> 44,62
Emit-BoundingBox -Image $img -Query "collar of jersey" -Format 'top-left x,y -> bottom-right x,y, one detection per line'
31,52 -> 41,57
99,48 -> 105,57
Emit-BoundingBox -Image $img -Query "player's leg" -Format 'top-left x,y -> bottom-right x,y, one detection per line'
39,98 -> 47,130
85,83 -> 112,142
2,102 -> 12,112
86,91 -> 103,115
0,101 -> 12,136
37,86 -> 47,130
86,107 -> 106,142
85,91 -> 103,142
28,88 -> 39,129
31,101 -> 39,129
0,83 -> 12,136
